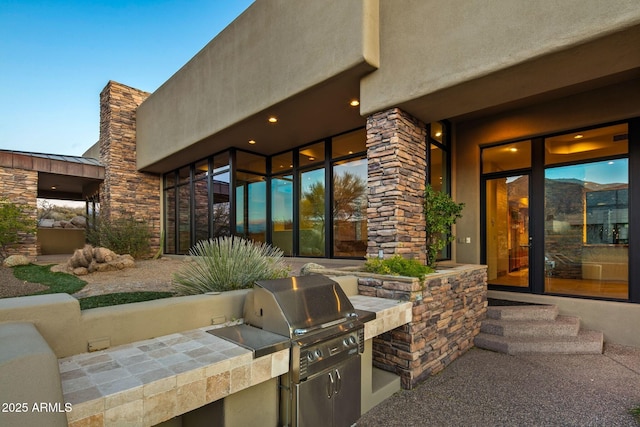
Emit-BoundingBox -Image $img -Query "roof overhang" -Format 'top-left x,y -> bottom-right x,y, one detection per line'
0,150 -> 104,201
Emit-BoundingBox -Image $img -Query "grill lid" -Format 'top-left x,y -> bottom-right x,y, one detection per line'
244,275 -> 357,338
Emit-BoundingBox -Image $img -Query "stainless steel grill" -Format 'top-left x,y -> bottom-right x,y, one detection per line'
209,275 -> 373,427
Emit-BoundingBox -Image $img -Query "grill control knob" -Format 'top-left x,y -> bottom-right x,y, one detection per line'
343,338 -> 350,347
349,336 -> 357,345
314,349 -> 322,358
307,352 -> 315,361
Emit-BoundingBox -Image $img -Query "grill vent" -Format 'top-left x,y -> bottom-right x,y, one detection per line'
358,328 -> 365,353
299,353 -> 308,378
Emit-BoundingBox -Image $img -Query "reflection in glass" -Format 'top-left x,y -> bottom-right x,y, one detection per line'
300,168 -> 325,256
545,123 -> 628,166
194,177 -> 209,244
164,188 -> 176,254
236,172 -> 266,243
485,175 -> 529,288
544,159 -> 628,299
332,129 -> 366,159
212,172 -> 230,238
430,144 -> 445,192
333,158 -> 367,257
299,142 -> 325,166
178,184 -> 191,254
271,175 -> 293,255
272,151 -> 293,173
482,140 -> 531,173
236,151 -> 266,174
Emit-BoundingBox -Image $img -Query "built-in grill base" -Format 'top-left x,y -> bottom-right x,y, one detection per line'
211,275 -> 373,427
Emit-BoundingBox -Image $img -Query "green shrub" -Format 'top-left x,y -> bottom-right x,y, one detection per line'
87,213 -> 151,259
173,236 -> 290,294
0,198 -> 37,260
424,184 -> 464,268
364,255 -> 434,280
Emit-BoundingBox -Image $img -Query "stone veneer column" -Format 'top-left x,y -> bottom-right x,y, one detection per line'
0,167 -> 38,258
366,108 -> 427,262
99,81 -> 161,255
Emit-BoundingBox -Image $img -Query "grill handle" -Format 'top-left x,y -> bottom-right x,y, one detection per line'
327,372 -> 334,399
334,368 -> 341,394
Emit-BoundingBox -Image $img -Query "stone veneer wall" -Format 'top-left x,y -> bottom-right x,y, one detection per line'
357,265 -> 487,389
0,167 -> 38,258
99,81 -> 161,255
366,108 -> 427,263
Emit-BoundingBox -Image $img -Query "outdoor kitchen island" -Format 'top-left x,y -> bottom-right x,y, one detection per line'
59,294 -> 412,427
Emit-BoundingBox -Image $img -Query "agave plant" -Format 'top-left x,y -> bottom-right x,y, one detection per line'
173,236 -> 290,294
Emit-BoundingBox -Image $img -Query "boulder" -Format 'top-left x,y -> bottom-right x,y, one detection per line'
39,219 -> 55,228
93,247 -> 117,263
73,267 -> 89,276
70,216 -> 87,228
3,255 -> 30,267
299,262 -> 325,275
69,249 -> 90,268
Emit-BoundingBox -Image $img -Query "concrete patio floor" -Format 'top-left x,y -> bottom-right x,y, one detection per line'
357,343 -> 640,426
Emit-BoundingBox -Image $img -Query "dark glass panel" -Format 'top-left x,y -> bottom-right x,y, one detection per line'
482,140 -> 531,173
299,142 -> 325,166
300,168 -> 325,256
333,157 -> 367,257
332,129 -> 365,159
271,175 -> 293,255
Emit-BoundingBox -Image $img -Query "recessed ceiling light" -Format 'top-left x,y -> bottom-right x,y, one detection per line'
349,99 -> 360,107
435,131 -> 442,137
509,147 -> 518,152
348,151 -> 353,154
308,157 -> 315,161
51,186 -> 57,190
248,139 -> 256,144
608,161 -> 614,165
268,116 -> 278,123
574,134 -> 584,139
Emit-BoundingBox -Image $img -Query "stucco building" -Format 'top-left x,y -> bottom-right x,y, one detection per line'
5,0 -> 640,344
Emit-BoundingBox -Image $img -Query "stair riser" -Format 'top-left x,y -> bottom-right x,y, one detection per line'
480,323 -> 580,338
474,331 -> 604,355
487,306 -> 558,321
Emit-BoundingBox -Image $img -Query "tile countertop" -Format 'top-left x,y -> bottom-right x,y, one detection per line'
58,295 -> 412,427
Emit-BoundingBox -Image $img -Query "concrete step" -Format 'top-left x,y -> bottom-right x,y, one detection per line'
480,315 -> 581,338
487,304 -> 558,321
474,329 -> 604,355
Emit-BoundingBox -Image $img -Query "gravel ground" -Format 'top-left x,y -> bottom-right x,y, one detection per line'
0,266 -> 48,298
0,257 -> 190,299
0,256 -> 363,299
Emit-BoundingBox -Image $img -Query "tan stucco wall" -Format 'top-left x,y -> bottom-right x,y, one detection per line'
454,79 -> 640,265
0,292 -> 248,358
361,0 -> 640,121
137,0 -> 379,170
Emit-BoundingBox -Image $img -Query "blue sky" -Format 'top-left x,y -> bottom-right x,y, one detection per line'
0,0 -> 253,156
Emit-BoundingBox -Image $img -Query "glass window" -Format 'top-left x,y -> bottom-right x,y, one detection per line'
333,157 -> 367,257
332,129 -> 366,159
164,172 -> 175,189
300,168 -> 325,256
164,188 -> 176,254
271,175 -> 293,255
194,178 -> 209,244
544,158 -> 628,299
213,152 -> 230,174
299,141 -> 325,166
430,144 -> 446,192
235,172 -> 266,242
482,140 -> 531,173
430,121 -> 444,144
194,160 -> 208,180
236,151 -> 266,174
545,123 -> 628,166
177,184 -> 191,254
272,151 -> 293,174
212,171 -> 230,238
178,166 -> 190,185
